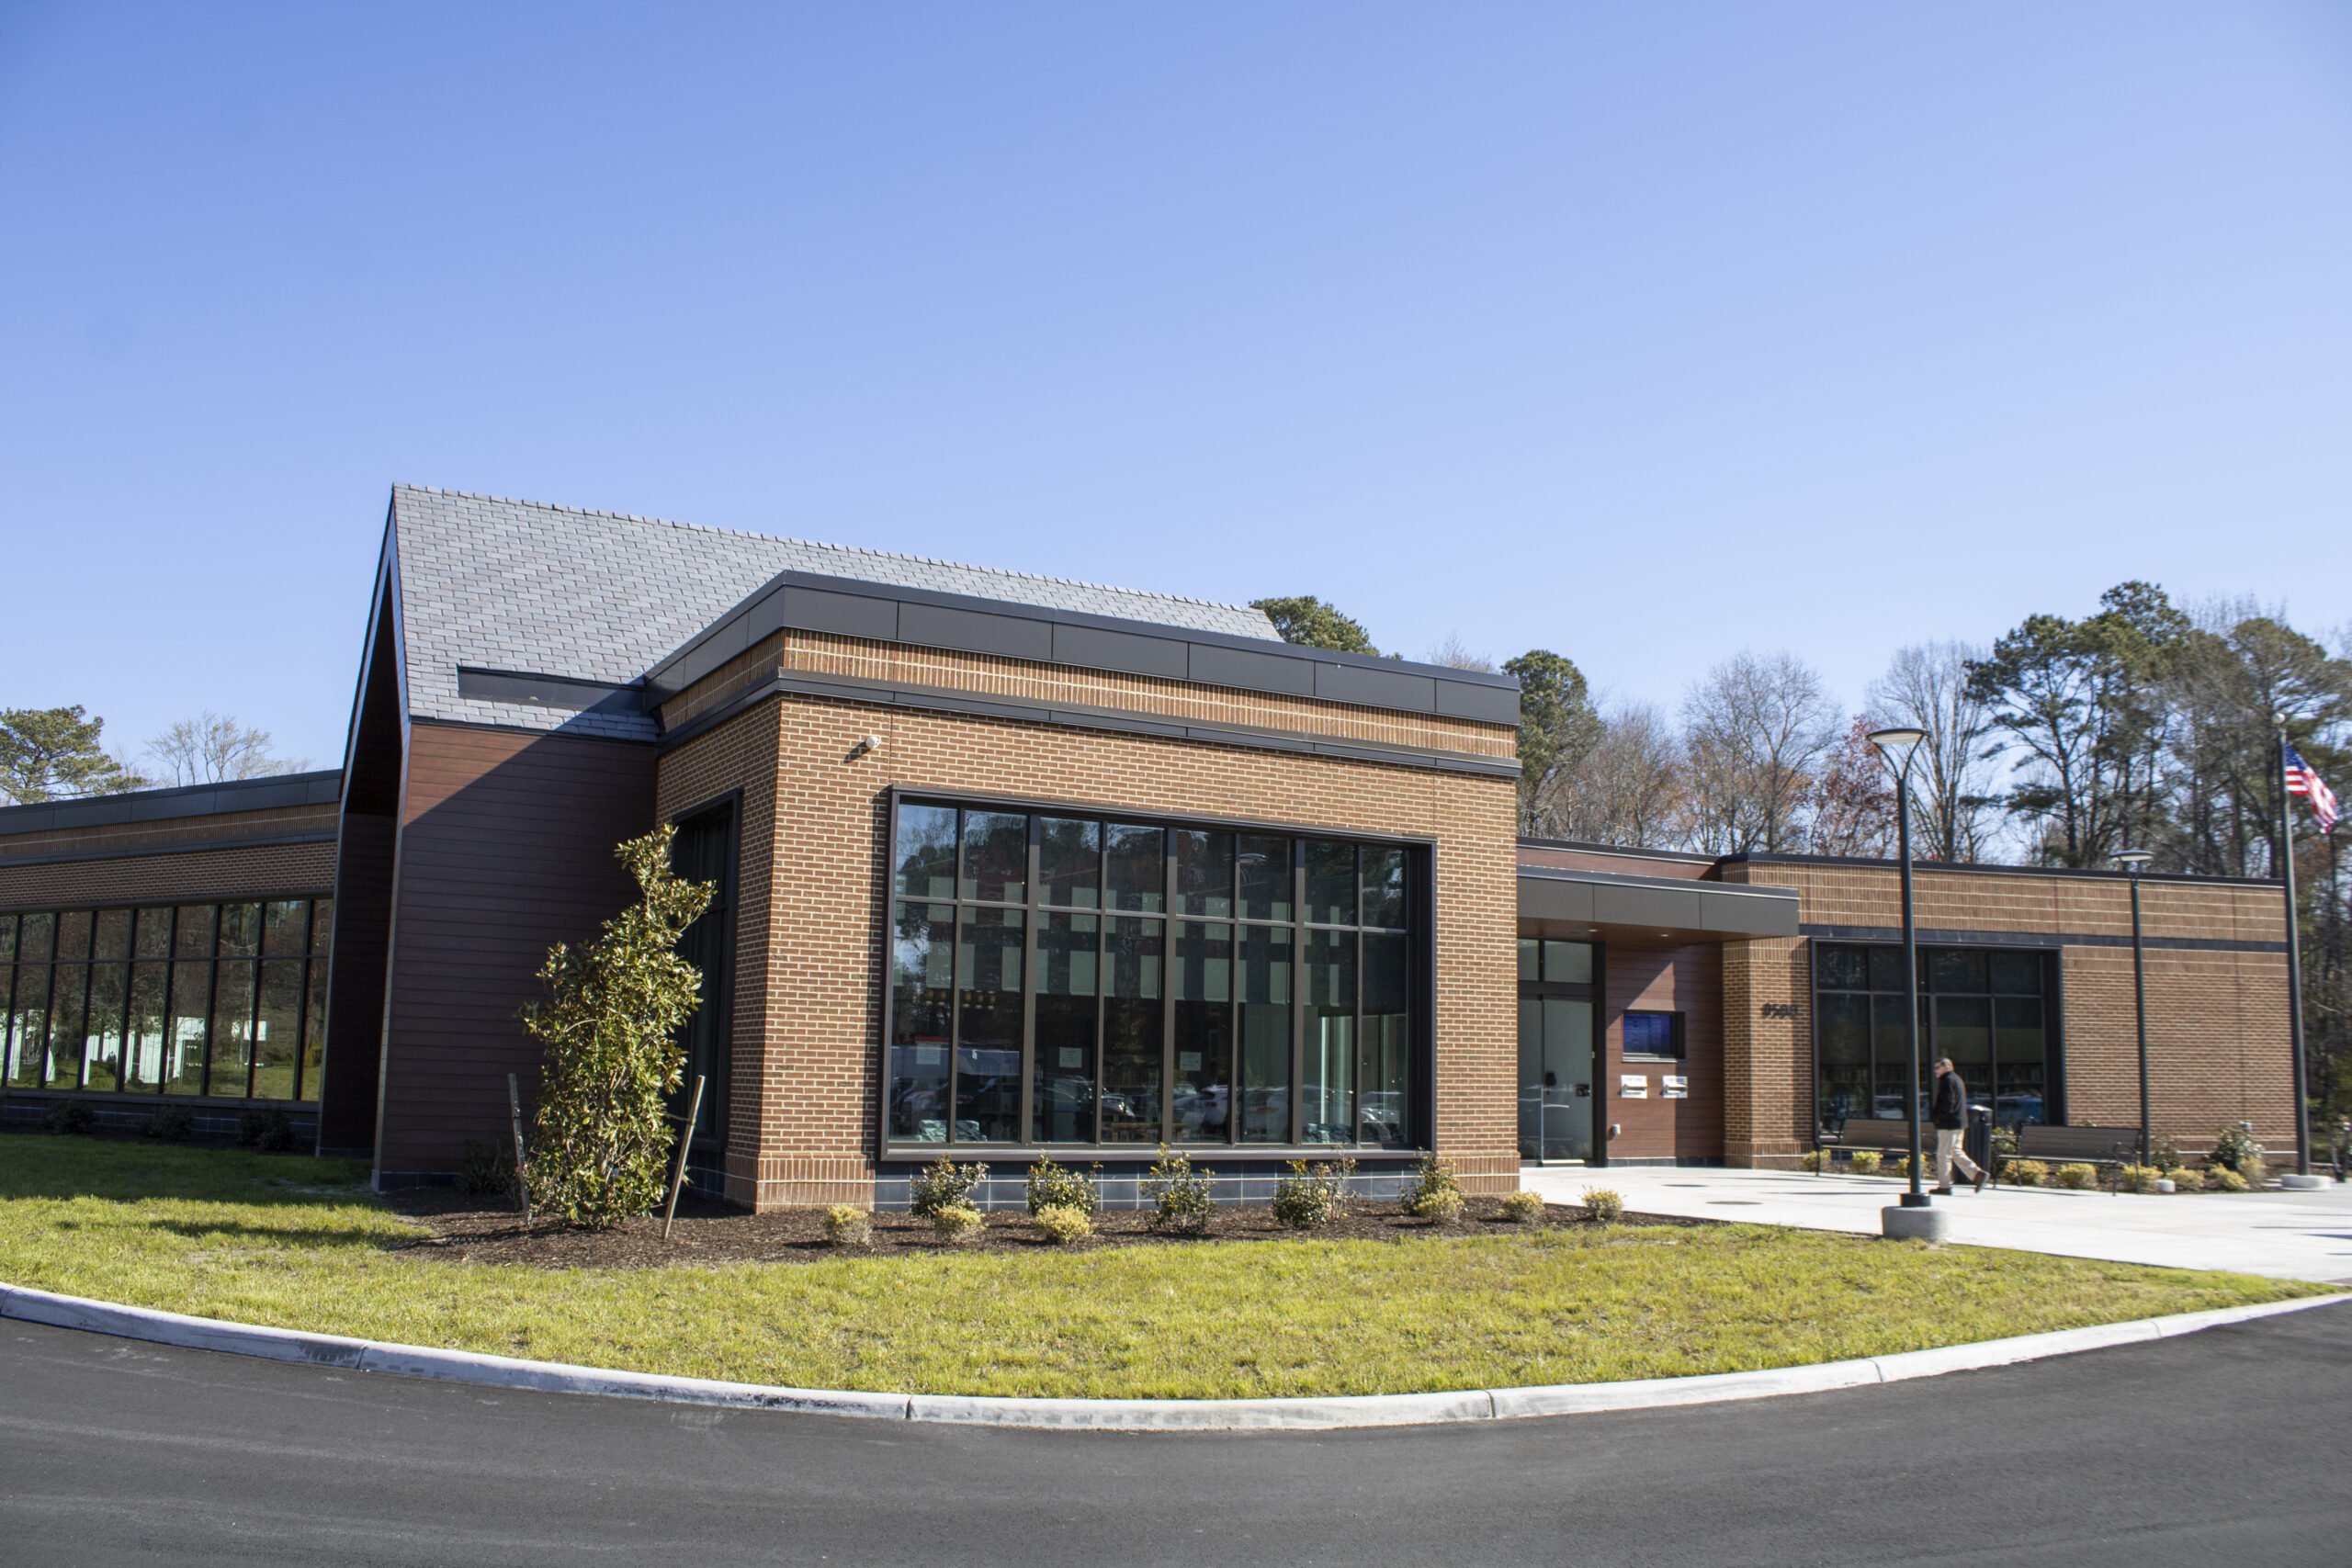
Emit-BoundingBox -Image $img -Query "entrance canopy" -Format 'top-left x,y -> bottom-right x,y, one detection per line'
1517,866 -> 1799,944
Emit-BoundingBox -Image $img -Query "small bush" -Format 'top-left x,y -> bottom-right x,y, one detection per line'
2117,1163 -> 2162,1194
930,1203 -> 985,1242
42,1100 -> 96,1136
2239,1155 -> 2269,1189
2211,1122 -> 2265,1173
2209,1167 -> 2250,1192
1142,1145 -> 1216,1234
458,1139 -> 515,1196
2151,1134 -> 2184,1172
141,1106 -> 195,1142
1498,1190 -> 1546,1223
1990,1124 -> 2020,1162
822,1205 -> 872,1247
1800,1149 -> 1829,1173
910,1155 -> 989,1219
1887,1155 -> 1915,1182
2053,1163 -> 2098,1190
2001,1159 -> 2048,1187
1032,1203 -> 1093,1245
1272,1157 -> 1355,1230
1024,1156 -> 1099,1215
2165,1168 -> 2208,1192
1580,1186 -> 1624,1224
1399,1152 -> 1464,1221
237,1108 -> 298,1152
1849,1150 -> 1883,1175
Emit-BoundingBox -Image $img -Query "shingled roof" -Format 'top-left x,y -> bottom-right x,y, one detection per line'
390,486 -> 1281,739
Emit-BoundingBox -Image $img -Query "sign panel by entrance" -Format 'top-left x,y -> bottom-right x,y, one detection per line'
1619,1074 -> 1648,1099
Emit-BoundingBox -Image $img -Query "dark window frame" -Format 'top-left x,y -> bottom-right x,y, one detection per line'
0,894 -> 333,1106
666,791 -> 741,1160
877,786 -> 1435,1160
1808,940 -> 2061,1134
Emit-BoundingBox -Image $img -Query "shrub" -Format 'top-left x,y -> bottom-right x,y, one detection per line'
1498,1190 -> 1546,1223
1272,1157 -> 1355,1230
1849,1150 -> 1883,1175
459,1139 -> 516,1196
237,1108 -> 298,1152
1024,1156 -> 1099,1215
42,1100 -> 96,1136
1580,1186 -> 1624,1224
1399,1152 -> 1464,1221
2211,1122 -> 2265,1174
141,1106 -> 195,1142
1799,1149 -> 1828,1173
1990,1124 -> 2020,1162
2003,1159 -> 2050,1187
2209,1167 -> 2250,1193
2117,1163 -> 2162,1194
2239,1155 -> 2270,1190
2151,1134 -> 2184,1173
1142,1145 -> 1216,1234
2165,1168 -> 2209,1192
822,1205 -> 872,1247
1887,1155 -> 1914,1182
931,1203 -> 985,1242
520,825 -> 715,1229
2054,1163 -> 2098,1190
1032,1203 -> 1092,1245
910,1154 -> 989,1219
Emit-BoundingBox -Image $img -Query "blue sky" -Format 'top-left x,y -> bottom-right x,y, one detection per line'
4,2 -> 2348,773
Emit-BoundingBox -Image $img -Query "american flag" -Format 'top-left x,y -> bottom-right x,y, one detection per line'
2285,740 -> 2339,835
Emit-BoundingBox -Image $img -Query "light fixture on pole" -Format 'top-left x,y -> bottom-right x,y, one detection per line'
2113,850 -> 2154,1169
1868,727 -> 1937,1234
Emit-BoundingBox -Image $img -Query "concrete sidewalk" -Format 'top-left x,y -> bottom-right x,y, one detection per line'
1517,1162 -> 2352,1283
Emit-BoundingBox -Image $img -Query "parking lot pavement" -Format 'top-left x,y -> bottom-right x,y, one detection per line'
1518,1162 -> 2352,1282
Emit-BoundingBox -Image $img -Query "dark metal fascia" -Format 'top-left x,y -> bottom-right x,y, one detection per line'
1729,849 -> 2281,891
0,771 -> 346,839
1797,921 -> 2286,955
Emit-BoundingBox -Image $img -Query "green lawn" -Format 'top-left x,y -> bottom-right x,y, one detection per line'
0,1136 -> 2323,1400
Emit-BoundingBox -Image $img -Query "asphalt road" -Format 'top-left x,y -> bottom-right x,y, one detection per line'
3,1305 -> 2347,1568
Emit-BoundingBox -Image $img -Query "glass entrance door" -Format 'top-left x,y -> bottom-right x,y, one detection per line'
1518,997 -> 1594,1162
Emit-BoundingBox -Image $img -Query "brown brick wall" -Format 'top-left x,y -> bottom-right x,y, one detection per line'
1715,861 -> 2298,1166
656,688 -> 1520,1210
662,628 -> 1516,763
0,820 -> 336,911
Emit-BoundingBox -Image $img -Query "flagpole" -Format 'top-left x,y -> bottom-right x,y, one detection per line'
2277,718 -> 2313,1179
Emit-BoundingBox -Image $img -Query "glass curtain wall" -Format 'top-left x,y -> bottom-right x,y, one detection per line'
0,900 -> 333,1102
886,799 -> 1419,1149
1813,942 -> 2052,1128
1516,939 -> 1596,1161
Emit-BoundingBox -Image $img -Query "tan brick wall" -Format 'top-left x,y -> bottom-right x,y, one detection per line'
662,628 -> 1516,763
1717,860 -> 2298,1165
657,688 -> 1519,1210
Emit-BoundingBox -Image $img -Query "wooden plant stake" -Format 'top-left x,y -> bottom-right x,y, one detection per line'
662,1075 -> 706,1242
506,1073 -> 533,1225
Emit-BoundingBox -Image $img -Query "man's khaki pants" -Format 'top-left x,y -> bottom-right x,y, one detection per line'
1936,1127 -> 1983,1188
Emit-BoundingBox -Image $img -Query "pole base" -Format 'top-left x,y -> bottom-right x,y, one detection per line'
1882,1205 -> 1951,1242
2278,1173 -> 2325,1190
1899,1190 -> 1934,1208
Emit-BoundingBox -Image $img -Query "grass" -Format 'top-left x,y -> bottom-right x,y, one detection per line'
0,1136 -> 2325,1400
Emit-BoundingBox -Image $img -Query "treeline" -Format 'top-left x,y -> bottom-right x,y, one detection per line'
1256,587 -> 2352,1115
0,708 -> 311,805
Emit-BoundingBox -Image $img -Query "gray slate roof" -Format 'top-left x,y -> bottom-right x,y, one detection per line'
391,486 -> 1280,739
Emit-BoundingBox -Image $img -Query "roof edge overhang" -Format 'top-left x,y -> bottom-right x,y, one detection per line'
1518,863 -> 1801,943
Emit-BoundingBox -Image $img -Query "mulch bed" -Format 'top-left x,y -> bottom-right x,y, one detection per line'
383,1190 -> 1715,1271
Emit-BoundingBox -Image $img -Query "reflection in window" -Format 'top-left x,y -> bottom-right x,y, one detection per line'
1815,942 -> 2051,1127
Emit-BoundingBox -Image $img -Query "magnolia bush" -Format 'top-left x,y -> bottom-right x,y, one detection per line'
519,825 -> 713,1229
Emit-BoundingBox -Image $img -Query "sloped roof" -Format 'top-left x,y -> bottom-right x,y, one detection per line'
390,486 -> 1281,739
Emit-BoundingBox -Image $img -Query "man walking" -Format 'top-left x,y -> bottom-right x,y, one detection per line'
1931,1056 -> 1985,1195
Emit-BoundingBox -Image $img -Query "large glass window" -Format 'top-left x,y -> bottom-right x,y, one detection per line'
1813,942 -> 2052,1127
882,798 -> 1422,1149
1517,938 -> 1597,1162
0,898 -> 333,1103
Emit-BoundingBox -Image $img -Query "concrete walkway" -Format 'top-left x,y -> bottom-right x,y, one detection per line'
1517,1162 -> 2352,1283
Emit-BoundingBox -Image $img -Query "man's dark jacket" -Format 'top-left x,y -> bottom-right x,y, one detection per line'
1931,1069 -> 1968,1130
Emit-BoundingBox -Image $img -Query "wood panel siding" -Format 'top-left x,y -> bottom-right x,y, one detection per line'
1603,942 -> 1724,1164
372,721 -> 657,1177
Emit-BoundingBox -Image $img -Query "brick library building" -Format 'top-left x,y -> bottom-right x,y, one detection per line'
0,487 -> 2305,1203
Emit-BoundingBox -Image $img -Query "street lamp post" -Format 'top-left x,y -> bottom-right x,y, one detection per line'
1870,727 -> 1933,1220
2114,850 -> 2154,1169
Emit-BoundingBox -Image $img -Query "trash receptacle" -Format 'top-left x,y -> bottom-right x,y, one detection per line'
1964,1106 -> 1993,1179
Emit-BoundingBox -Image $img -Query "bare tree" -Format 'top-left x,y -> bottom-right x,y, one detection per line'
1867,640 -> 1997,862
1680,651 -> 1838,854
1422,634 -> 1496,672
1541,700 -> 1685,847
144,712 -> 311,787
1807,715 -> 1897,858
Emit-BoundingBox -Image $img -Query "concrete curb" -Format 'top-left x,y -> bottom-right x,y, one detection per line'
3,1281 -> 2342,1431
